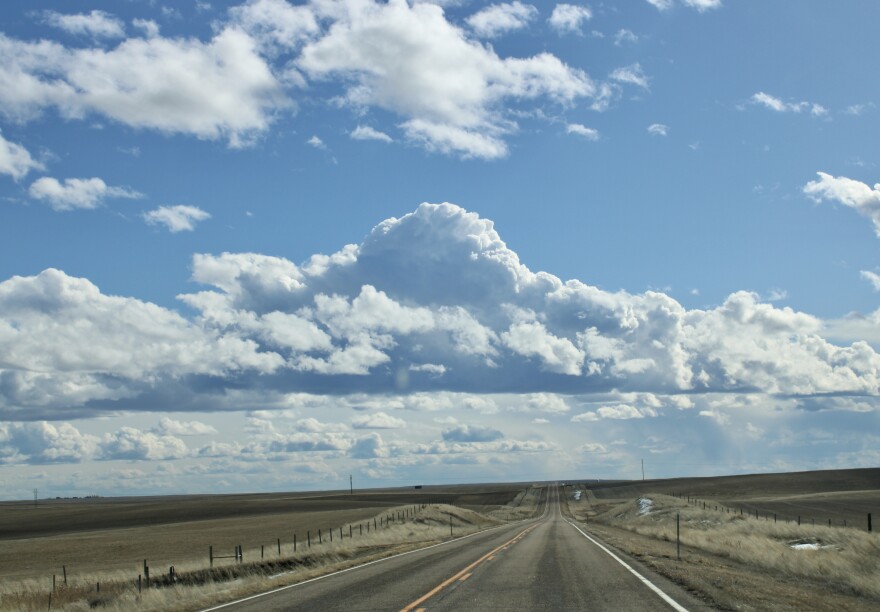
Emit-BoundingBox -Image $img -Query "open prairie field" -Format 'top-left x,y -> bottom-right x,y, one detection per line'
582,467 -> 880,528
0,483 -> 529,583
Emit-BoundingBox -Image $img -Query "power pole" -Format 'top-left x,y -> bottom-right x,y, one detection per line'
33,488 -> 38,509
349,474 -> 353,495
641,459 -> 645,481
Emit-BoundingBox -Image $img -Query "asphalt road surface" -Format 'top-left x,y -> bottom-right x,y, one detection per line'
205,485 -> 710,611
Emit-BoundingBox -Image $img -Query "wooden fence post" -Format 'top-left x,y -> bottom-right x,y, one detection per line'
676,513 -> 680,561
278,538 -> 281,555
210,545 -> 213,567
63,566 -> 67,586
868,513 -> 872,532
144,560 -> 149,588
261,545 -> 264,559
294,533 -> 297,552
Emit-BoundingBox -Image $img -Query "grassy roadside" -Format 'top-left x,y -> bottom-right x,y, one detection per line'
564,490 -> 880,611
1,488 -> 544,611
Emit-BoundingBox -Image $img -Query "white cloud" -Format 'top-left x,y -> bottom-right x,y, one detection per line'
132,19 -> 160,38
683,0 -> 722,11
502,321 -> 585,375
647,123 -> 668,136
410,363 -> 447,375
572,403 -> 655,422
154,417 -> 218,436
99,427 -> 189,461
402,120 -> 508,160
0,28 -> 285,147
803,172 -> 880,236
566,123 -> 599,141
442,424 -> 503,442
751,92 -> 827,117
229,0 -> 319,52
307,135 -> 326,149
298,0 -> 593,159
548,4 -> 592,35
352,411 -> 407,429
466,2 -> 538,38
4,202 -> 880,422
845,103 -> 874,116
350,432 -> 388,458
861,271 -> 880,292
0,421 -> 97,464
351,125 -> 393,143
610,63 -> 649,89
614,29 -> 638,46
0,131 -> 43,180
28,176 -> 142,211
524,393 -> 570,413
0,267 -> 282,413
646,1 -> 721,13
43,10 -> 125,39
143,205 -> 211,232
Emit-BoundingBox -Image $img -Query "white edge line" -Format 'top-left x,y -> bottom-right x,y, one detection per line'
565,519 -> 689,612
198,520 -> 521,611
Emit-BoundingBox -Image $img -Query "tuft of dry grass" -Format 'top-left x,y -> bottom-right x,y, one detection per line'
0,496 -> 544,612
577,494 -> 880,601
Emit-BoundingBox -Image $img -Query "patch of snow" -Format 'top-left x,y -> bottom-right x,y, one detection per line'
789,539 -> 832,551
637,497 -> 653,515
573,491 -> 582,501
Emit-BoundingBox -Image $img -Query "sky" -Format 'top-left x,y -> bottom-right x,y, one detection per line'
1,0 -> 879,500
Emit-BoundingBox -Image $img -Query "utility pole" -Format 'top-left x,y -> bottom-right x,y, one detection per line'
33,488 -> 38,509
641,459 -> 645,481
349,474 -> 353,495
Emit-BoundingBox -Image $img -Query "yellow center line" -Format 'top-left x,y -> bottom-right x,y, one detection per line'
458,573 -> 472,582
400,524 -> 538,611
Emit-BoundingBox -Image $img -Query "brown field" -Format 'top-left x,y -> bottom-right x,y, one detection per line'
0,484 -> 545,611
0,484 -> 527,582
581,467 -> 880,528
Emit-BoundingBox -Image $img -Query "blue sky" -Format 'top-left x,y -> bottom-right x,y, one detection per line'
1,0 -> 879,499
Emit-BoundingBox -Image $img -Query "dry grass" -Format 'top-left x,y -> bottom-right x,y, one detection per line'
0,488 -> 544,611
575,493 -> 880,601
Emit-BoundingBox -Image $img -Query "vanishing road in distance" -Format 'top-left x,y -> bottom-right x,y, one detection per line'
204,484 -> 709,611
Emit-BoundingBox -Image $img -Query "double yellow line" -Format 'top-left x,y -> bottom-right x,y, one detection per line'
400,524 -> 539,611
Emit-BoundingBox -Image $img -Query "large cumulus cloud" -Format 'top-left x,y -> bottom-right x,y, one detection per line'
2,202 -> 879,419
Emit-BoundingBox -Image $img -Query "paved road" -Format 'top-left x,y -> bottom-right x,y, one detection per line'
206,485 -> 709,611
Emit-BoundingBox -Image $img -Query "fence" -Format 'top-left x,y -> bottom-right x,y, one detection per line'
668,491 -> 874,533
41,502 -> 473,608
